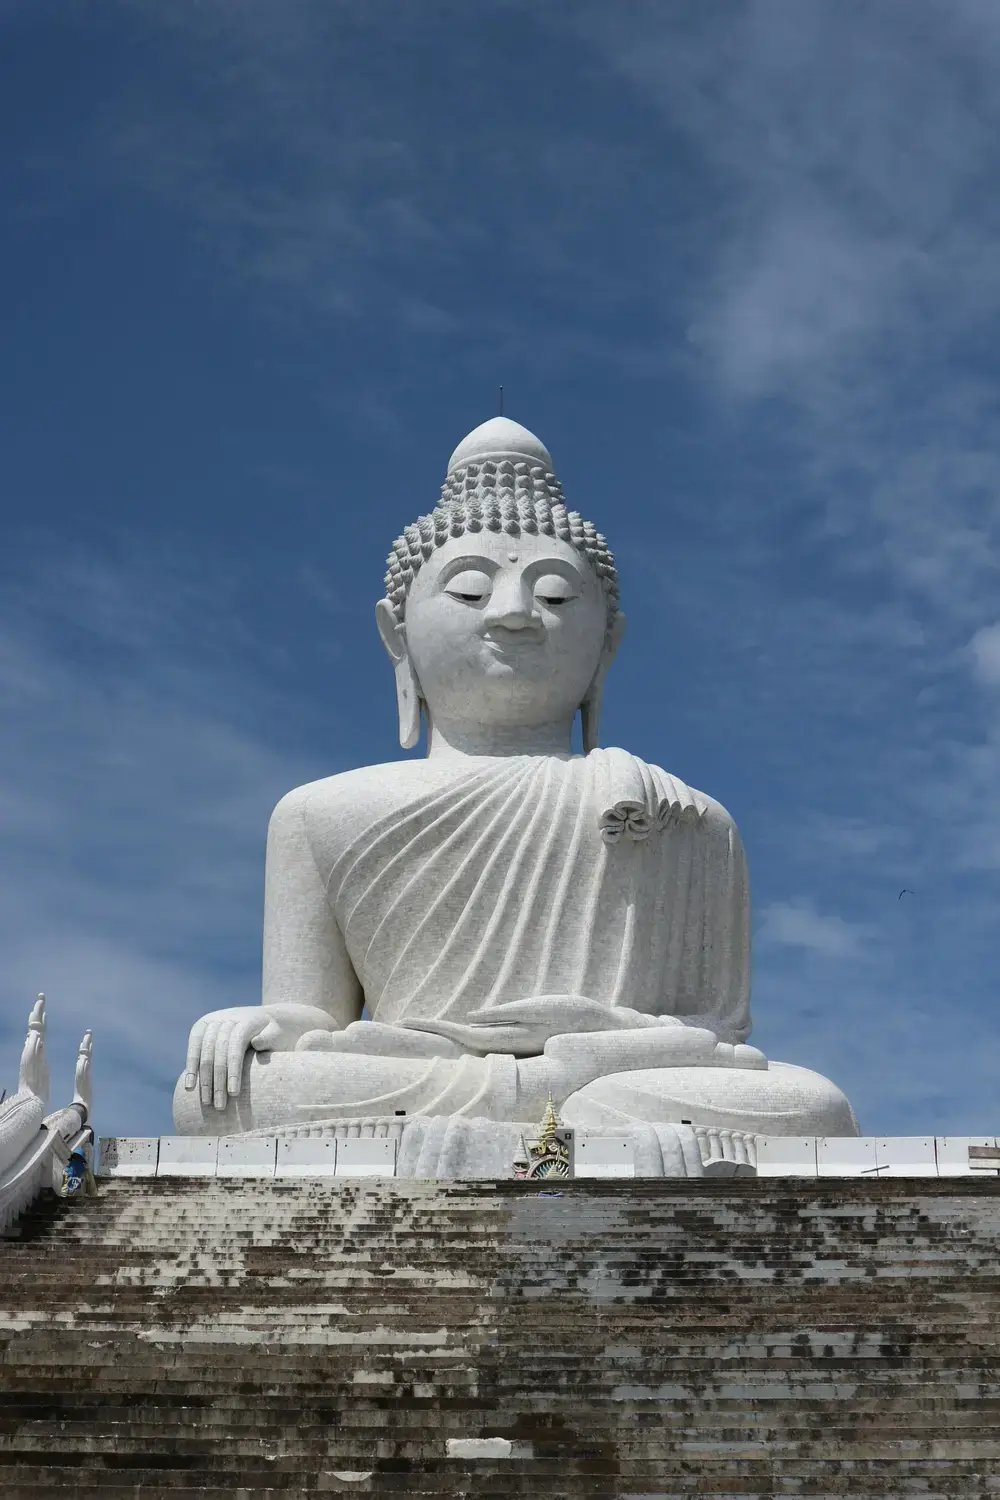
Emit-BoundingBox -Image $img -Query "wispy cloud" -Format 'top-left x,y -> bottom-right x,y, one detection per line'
567,0 -> 1000,1129
573,0 -> 1000,605
968,623 -> 1000,689
758,898 -> 868,959
4,1 -> 1000,1141
57,1 -> 675,395
81,3 -> 448,339
580,2 -> 1000,871
578,1 -> 1000,388
0,539 -> 324,1133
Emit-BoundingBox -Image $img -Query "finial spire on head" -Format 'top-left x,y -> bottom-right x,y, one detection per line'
446,416 -> 554,477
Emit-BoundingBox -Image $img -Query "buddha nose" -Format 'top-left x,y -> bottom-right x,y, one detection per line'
484,575 -> 538,631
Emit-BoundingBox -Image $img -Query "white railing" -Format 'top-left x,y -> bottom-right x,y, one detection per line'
755,1134 -> 1000,1177
0,996 -> 94,1232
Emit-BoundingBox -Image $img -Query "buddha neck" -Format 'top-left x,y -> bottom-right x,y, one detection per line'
426,712 -> 577,762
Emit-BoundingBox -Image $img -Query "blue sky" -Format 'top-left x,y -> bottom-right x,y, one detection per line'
2,0 -> 999,1137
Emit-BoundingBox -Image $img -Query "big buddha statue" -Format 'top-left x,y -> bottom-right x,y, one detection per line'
174,417 -> 857,1167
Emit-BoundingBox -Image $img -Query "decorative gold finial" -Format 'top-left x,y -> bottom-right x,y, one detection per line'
512,1096 -> 574,1180
537,1094 -> 561,1146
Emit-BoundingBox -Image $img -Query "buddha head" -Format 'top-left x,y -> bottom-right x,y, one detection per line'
376,418 -> 625,754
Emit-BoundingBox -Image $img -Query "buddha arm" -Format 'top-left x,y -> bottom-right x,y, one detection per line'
715,815 -> 752,1045
261,787 -> 364,1027
666,803 -> 752,1046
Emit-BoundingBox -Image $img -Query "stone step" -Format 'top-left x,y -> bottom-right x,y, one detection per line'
6,1355 -> 1000,1378
3,1455 -> 1000,1480
6,1425 -> 1000,1457
8,1364 -> 1000,1389
7,1177 -> 1000,1494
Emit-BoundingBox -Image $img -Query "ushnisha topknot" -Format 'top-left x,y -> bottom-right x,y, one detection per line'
383,419 -> 619,626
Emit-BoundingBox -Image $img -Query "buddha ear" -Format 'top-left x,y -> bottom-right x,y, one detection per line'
581,612 -> 626,754
376,599 -> 423,750
376,599 -> 406,665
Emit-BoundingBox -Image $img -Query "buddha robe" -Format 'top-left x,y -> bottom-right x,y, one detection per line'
174,748 -> 857,1136
264,747 -> 751,1046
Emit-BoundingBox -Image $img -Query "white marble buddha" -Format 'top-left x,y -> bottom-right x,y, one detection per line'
173,417 -> 857,1142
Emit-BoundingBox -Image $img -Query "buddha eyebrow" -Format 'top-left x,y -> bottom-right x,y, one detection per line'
437,555 -> 501,583
522,557 -> 587,582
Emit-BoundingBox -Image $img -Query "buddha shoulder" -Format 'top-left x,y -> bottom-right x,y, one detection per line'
629,753 -> 742,846
683,785 -> 740,834
266,755 -> 743,868
266,759 -> 461,864
696,791 -> 744,853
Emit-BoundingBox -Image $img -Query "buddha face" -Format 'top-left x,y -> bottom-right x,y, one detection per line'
384,531 -> 616,734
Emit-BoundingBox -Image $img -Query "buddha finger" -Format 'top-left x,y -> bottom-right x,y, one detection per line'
545,1025 -> 721,1076
214,1021 -> 234,1110
185,1017 -> 208,1090
465,996 -> 611,1030
406,1015 -> 545,1055
227,1018 -> 261,1096
199,1018 -> 222,1105
733,1043 -> 768,1070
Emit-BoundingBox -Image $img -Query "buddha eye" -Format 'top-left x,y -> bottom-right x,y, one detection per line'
444,569 -> 492,604
534,574 -> 577,607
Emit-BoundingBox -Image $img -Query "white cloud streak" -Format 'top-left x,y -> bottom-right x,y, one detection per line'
0,541 -> 323,1133
968,623 -> 1000,689
579,0 -> 1000,389
757,898 -> 867,959
576,0 -> 1000,871
4,1 -> 1000,1137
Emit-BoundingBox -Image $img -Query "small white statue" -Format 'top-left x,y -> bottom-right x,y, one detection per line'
73,1031 -> 94,1119
175,417 -> 856,1140
1,996 -> 50,1181
18,994 -> 49,1105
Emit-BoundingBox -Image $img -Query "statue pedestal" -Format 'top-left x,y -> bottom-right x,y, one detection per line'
169,1106 -> 759,1179
173,1049 -> 857,1155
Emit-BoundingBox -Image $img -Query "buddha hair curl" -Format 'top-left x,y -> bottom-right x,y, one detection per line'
383,458 -> 620,625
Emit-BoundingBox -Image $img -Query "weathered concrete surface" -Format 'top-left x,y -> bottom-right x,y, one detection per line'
3,1176 -> 1000,1495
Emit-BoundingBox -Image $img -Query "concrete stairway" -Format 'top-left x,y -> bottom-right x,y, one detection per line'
3,1176 -> 1000,1497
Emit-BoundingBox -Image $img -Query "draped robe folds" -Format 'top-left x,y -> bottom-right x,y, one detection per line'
287,748 -> 751,1048
172,749 -> 860,1139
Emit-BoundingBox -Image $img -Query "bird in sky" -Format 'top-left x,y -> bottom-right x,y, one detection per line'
898,889 -> 914,900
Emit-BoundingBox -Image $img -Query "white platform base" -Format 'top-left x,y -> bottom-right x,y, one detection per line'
100,1118 -> 755,1180
99,1128 -> 1000,1181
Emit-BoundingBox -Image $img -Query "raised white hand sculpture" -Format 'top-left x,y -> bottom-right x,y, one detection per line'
72,1031 -> 93,1117
18,994 -> 49,1106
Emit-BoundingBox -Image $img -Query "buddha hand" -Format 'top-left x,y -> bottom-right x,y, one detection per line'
405,995 -> 705,1057
183,1004 -> 340,1110
517,1021 -> 767,1111
541,1025 -> 766,1091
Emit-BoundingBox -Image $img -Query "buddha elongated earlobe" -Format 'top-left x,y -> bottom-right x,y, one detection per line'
376,598 -> 424,750
582,613 -> 626,753
395,657 -> 423,750
581,684 -> 603,753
